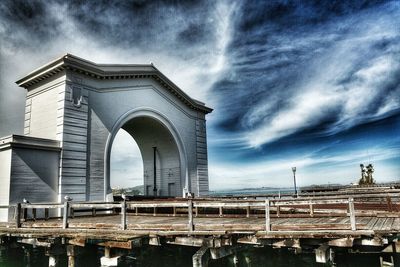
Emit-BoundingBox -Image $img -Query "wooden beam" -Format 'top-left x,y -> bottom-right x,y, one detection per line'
328,237 -> 354,247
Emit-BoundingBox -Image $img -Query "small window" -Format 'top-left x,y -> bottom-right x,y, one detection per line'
71,87 -> 82,107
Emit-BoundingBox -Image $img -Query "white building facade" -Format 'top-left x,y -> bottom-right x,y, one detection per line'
0,54 -> 212,221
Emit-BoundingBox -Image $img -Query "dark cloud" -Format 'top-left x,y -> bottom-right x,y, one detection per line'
210,0 -> 400,148
0,0 -> 59,48
0,0 -> 399,187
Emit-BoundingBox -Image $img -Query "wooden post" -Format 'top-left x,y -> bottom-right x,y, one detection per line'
92,207 -> 96,217
188,199 -> 194,232
386,195 -> 393,212
16,203 -> 21,228
265,199 -> 271,232
23,206 -> 27,221
309,202 -> 314,217
45,208 -> 49,220
135,207 -> 138,216
63,201 -> 69,229
153,207 -> 156,216
32,208 -> 36,221
219,206 -> 223,217
173,206 -> 176,217
195,206 -> 198,217
277,205 -> 280,217
121,200 -> 127,230
246,206 -> 250,218
70,208 -> 74,219
348,198 -> 356,231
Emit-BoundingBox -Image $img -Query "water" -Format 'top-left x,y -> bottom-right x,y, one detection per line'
0,242 -> 397,266
210,188 -> 294,197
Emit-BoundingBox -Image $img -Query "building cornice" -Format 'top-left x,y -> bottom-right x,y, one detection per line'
0,135 -> 61,152
16,54 -> 212,114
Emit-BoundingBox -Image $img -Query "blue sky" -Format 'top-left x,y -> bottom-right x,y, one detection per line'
0,0 -> 399,190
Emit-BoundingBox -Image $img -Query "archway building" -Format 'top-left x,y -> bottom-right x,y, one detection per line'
0,54 -> 212,220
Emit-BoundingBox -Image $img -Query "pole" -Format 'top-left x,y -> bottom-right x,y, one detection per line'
188,199 -> 194,232
292,167 -> 297,196
63,201 -> 69,229
265,199 -> 271,232
16,203 -> 21,228
153,147 -> 157,196
121,200 -> 127,230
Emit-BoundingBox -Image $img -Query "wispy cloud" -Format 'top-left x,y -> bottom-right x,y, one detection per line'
1,0 -> 399,189
209,144 -> 400,189
212,1 -> 400,148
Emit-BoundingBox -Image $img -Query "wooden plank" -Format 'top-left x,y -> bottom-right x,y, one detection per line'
372,218 -> 386,231
380,218 -> 395,232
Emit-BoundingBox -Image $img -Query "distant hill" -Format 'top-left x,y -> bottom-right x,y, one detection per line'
112,185 -> 144,196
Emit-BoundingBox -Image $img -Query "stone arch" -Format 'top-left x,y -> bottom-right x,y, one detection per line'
104,108 -> 189,199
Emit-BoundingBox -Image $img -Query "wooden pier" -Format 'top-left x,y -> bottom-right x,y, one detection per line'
1,189 -> 399,266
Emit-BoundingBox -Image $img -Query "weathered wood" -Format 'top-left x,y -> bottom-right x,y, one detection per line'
32,208 -> 36,221
387,195 -> 393,212
121,201 -> 127,230
97,240 -> 133,249
265,199 -> 271,232
45,208 -> 49,220
22,204 -> 63,209
348,198 -> 356,231
16,203 -> 21,228
188,199 -> 194,232
63,201 -> 69,229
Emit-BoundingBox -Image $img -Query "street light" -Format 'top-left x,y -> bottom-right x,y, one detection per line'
153,147 -> 157,196
292,167 -> 297,197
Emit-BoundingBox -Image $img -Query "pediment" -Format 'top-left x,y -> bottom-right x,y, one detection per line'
16,54 -> 212,114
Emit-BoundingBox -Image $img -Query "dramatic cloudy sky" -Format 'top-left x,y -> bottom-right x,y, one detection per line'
0,0 -> 399,190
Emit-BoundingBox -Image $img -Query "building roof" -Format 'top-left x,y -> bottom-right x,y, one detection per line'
16,54 -> 212,114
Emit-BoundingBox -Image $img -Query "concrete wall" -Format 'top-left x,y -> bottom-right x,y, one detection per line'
0,144 -> 60,222
13,68 -> 210,204
24,72 -> 66,139
0,149 -> 12,221
80,75 -> 203,197
9,148 -> 59,204
62,71 -> 208,198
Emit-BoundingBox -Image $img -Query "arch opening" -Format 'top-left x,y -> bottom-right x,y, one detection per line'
107,114 -> 184,198
110,129 -> 144,195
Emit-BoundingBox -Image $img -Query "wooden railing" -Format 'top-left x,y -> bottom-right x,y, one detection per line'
5,192 -> 399,232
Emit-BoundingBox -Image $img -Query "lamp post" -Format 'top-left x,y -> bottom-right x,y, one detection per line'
153,147 -> 157,196
292,167 -> 297,197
